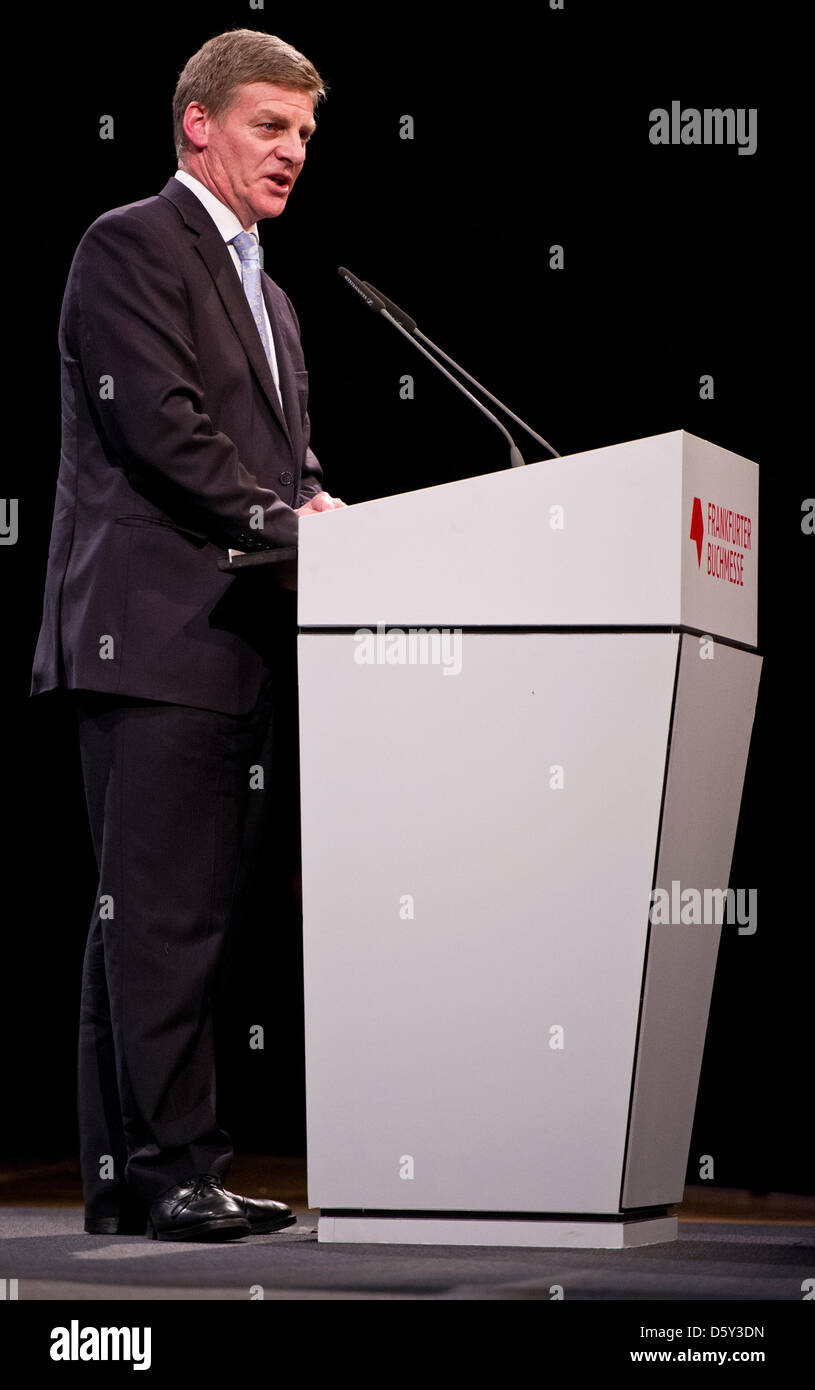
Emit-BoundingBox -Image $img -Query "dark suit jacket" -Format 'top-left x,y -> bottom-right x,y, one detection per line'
30,175 -> 324,716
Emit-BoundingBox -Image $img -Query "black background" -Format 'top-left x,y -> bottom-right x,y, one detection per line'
4,1 -> 811,1195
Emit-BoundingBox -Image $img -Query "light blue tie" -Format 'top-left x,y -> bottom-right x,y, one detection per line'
231,231 -> 281,402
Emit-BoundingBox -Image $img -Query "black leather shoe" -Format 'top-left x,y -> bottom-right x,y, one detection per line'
147,1175 -> 250,1241
195,1174 -> 296,1233
229,1191 -> 297,1234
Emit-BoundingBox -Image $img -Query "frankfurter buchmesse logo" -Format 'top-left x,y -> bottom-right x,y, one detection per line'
354,622 -> 462,675
690,496 -> 753,587
649,881 -> 757,935
649,103 -> 757,155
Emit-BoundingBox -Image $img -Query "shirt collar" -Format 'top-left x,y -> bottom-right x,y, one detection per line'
173,168 -> 259,246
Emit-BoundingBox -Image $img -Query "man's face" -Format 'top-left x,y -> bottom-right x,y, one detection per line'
185,82 -> 316,227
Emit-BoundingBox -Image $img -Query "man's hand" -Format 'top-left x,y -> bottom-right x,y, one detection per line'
296,491 -> 346,516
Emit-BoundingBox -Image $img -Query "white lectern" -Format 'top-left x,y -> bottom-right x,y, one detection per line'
296,430 -> 761,1248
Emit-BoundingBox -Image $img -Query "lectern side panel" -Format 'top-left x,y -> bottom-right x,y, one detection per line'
622,637 -> 762,1209
681,433 -> 759,649
299,632 -> 680,1214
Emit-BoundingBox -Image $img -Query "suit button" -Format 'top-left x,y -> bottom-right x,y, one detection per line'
279,470 -> 294,486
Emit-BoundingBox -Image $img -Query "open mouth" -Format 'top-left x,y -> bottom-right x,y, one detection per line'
267,175 -> 290,190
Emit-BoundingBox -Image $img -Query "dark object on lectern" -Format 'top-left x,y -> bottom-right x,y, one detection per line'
216,546 -> 298,572
217,546 -> 298,592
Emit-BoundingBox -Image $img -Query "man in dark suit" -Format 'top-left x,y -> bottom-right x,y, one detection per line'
30,29 -> 343,1240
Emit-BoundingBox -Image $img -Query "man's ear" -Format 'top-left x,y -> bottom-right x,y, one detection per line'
182,101 -> 213,155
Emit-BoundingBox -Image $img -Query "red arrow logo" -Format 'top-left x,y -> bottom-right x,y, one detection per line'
690,496 -> 704,566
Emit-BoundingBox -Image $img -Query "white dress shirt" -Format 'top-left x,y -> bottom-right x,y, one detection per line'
173,168 -> 282,404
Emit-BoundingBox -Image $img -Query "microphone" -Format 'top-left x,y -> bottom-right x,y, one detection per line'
362,279 -> 559,460
338,266 -> 528,468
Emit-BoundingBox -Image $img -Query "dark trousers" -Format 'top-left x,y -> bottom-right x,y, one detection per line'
71,654 -> 294,1214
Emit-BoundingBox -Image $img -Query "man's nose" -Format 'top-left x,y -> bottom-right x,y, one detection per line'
276,133 -> 306,167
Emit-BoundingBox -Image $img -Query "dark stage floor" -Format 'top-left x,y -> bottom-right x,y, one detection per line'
1,1158 -> 813,1301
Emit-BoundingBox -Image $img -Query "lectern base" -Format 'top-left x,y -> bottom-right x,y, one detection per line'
317,1212 -> 678,1249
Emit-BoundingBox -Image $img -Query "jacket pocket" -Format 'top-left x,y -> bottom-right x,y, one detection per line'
115,514 -> 209,544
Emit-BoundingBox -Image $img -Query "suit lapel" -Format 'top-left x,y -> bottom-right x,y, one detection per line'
262,276 -> 303,463
158,178 -> 293,449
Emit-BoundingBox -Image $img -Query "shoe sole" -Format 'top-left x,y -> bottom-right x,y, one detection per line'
85,1213 -> 295,1237
246,1214 -> 298,1234
148,1219 -> 250,1242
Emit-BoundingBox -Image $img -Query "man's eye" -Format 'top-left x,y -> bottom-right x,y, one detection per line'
261,122 -> 310,141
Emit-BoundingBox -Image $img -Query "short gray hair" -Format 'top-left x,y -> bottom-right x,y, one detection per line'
173,29 -> 326,164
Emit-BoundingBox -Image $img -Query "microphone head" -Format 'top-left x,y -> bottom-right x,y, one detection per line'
362,281 -> 417,334
337,267 -> 386,313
